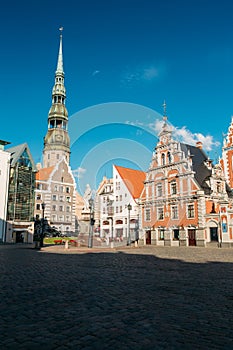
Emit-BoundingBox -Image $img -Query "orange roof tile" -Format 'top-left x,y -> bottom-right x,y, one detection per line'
114,165 -> 146,199
36,166 -> 55,181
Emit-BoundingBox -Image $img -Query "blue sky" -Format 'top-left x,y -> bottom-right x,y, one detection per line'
1,0 -> 233,194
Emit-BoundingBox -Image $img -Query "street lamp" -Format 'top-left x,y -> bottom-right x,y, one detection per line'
40,202 -> 45,247
127,203 -> 132,246
88,198 -> 95,248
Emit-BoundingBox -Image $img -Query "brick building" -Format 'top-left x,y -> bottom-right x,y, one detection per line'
141,113 -> 233,247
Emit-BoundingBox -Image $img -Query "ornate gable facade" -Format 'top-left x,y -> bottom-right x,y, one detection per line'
141,115 -> 233,247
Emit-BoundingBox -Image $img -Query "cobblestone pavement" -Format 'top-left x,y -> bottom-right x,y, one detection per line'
0,244 -> 232,349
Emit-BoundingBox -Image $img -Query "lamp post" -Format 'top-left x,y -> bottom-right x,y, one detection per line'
40,202 -> 45,247
127,203 -> 132,246
107,217 -> 113,241
107,198 -> 114,241
88,198 -> 95,248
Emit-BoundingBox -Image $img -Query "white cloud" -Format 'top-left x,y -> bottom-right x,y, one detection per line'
148,119 -> 220,151
92,70 -> 100,76
173,126 -> 220,151
142,67 -> 158,80
121,63 -> 164,86
72,167 -> 86,179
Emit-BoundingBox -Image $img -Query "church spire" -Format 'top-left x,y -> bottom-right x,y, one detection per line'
56,27 -> 64,74
43,28 -> 70,168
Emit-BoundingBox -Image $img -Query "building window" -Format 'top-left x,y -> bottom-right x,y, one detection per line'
145,209 -> 151,221
66,206 -> 70,212
120,206 -> 122,213
57,154 -> 59,159
66,196 -> 71,203
116,196 -> 118,202
116,206 -> 118,213
167,152 -> 172,163
59,195 -> 64,202
66,187 -> 70,193
36,204 -> 40,210
157,207 -> 164,220
171,181 -> 177,195
60,186 -> 63,192
171,206 -> 178,219
66,216 -> 70,222
161,153 -> 165,165
51,215 -> 56,222
159,228 -> 165,240
157,184 -> 162,197
216,181 -> 222,193
54,185 -> 58,192
103,208 -> 106,214
187,204 -> 195,218
52,205 -> 56,211
59,216 -> 64,221
59,206 -> 63,212
36,194 -> 41,200
52,195 -> 57,201
120,195 -> 122,201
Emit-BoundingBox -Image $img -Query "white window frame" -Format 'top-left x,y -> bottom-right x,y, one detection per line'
187,204 -> 195,218
145,208 -> 151,221
171,205 -> 178,219
157,207 -> 164,220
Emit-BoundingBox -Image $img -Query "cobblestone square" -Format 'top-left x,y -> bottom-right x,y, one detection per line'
0,244 -> 232,349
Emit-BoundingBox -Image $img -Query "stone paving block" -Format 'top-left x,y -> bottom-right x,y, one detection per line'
0,245 -> 233,349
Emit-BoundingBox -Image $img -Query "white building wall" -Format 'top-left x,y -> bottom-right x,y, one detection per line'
0,150 -> 11,241
113,166 -> 139,239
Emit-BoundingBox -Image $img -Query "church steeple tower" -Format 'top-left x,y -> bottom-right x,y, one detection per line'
43,28 -> 70,168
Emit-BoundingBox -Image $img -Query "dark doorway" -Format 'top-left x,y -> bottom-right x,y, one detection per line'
188,229 -> 196,246
210,227 -> 218,241
16,231 -> 24,243
146,230 -> 151,245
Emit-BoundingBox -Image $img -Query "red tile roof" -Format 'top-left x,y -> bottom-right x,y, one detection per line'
36,166 -> 55,181
114,165 -> 146,199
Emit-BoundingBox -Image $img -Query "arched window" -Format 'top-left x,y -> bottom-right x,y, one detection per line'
167,152 -> 172,163
161,153 -> 165,165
